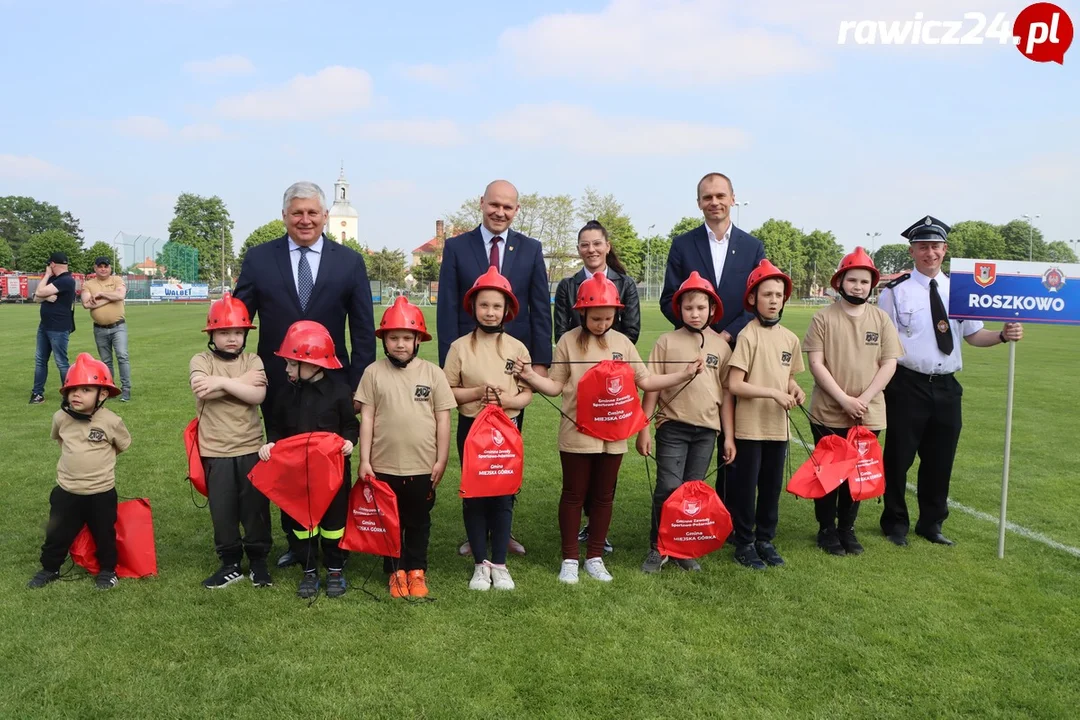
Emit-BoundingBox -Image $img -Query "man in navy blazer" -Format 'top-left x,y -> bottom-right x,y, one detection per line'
437,179 -> 552,372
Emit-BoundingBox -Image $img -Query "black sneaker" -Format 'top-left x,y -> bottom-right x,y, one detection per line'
672,557 -> 702,572
202,564 -> 243,589
29,393 -> 45,405
276,550 -> 299,569
577,525 -> 589,544
298,571 -> 320,599
326,570 -> 347,598
817,527 -> 847,556
249,562 -> 272,587
95,570 -> 118,590
641,549 -> 667,574
733,544 -> 767,570
27,569 -> 60,589
838,528 -> 864,555
755,541 -> 786,567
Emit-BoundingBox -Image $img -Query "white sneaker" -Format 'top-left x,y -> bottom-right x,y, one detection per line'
490,565 -> 515,591
558,559 -> 579,584
468,563 -> 491,591
584,557 -> 613,582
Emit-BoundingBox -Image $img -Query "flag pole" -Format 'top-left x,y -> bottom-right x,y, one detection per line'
997,340 -> 1017,559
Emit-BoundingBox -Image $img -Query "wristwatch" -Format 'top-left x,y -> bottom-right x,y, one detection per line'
999,331 -> 1008,344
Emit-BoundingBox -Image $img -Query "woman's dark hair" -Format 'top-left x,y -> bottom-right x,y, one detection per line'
578,220 -> 627,276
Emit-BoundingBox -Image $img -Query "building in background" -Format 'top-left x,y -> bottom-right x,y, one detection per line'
327,165 -> 359,243
411,220 -> 446,267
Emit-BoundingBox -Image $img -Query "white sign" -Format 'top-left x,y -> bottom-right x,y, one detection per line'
150,283 -> 209,300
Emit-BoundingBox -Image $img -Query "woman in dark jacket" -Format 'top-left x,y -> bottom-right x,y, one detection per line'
553,220 -> 641,345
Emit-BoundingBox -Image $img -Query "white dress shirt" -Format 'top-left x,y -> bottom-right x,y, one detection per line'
706,222 -> 734,285
479,225 -> 507,271
287,235 -> 323,295
878,267 -> 984,374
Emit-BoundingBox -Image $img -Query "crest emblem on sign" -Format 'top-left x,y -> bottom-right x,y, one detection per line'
682,499 -> 701,516
937,320 -> 949,334
607,376 -> 623,396
363,484 -> 374,504
492,428 -> 505,447
1042,267 -> 1065,292
974,262 -> 997,288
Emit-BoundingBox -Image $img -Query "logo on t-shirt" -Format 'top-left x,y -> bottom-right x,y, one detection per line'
780,351 -> 792,366
414,385 -> 431,401
504,359 -> 515,374
612,352 -> 624,361
706,353 -> 720,369
88,428 -> 106,443
865,331 -> 880,345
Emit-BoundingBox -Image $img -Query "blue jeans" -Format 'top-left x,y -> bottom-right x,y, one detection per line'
33,327 -> 70,396
93,322 -> 131,392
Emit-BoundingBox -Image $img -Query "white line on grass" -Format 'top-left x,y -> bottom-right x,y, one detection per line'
787,438 -> 1080,558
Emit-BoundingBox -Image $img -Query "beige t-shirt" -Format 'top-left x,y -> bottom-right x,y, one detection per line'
549,328 -> 649,454
355,358 -> 457,475
649,327 -> 730,432
83,276 -> 126,326
802,302 -> 904,430
444,331 -> 532,419
189,351 -> 265,457
728,319 -> 805,441
52,408 -> 131,495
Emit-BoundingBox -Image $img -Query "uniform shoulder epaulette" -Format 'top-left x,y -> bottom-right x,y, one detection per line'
884,273 -> 911,289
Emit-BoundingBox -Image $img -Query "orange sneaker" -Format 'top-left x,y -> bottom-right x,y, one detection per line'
389,570 -> 408,598
406,569 -> 429,598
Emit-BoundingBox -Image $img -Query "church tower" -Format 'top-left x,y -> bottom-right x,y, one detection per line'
327,164 -> 359,243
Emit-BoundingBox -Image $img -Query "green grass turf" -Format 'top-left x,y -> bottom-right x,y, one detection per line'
2,301 -> 1078,719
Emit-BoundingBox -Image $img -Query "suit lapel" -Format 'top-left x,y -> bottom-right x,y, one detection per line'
692,225 -> 717,286
306,235 -> 334,311
501,229 -> 519,278
274,237 -> 303,314
468,227 -> 488,272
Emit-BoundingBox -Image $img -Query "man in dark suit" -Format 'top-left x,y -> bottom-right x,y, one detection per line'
437,179 -> 552,557
660,172 -> 766,501
234,181 -> 376,568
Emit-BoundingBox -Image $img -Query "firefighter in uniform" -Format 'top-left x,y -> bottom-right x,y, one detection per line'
878,216 -> 1023,546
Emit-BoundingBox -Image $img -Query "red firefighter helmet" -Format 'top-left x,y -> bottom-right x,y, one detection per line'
573,271 -> 624,310
463,266 -> 520,322
831,246 -> 880,290
743,259 -> 792,311
274,320 -> 343,369
377,296 -> 431,341
61,352 -> 121,397
203,292 -> 256,333
672,271 -> 723,325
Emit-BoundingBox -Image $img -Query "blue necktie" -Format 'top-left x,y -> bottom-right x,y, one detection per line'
297,246 -> 313,311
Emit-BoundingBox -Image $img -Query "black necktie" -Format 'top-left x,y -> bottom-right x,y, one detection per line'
929,278 -> 953,355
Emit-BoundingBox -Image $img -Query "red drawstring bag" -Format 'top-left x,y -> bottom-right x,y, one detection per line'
787,435 -> 861,499
247,432 -> 345,531
69,498 -> 158,578
460,405 -> 524,498
340,475 -> 401,558
575,359 -> 648,442
657,480 -> 733,559
183,418 -> 208,497
847,425 -> 885,501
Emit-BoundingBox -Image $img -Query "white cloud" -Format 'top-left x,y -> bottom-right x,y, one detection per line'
183,54 -> 256,78
0,154 -> 76,181
114,115 -> 172,140
353,119 -> 466,147
214,66 -> 374,120
397,62 -> 471,90
481,103 -> 748,156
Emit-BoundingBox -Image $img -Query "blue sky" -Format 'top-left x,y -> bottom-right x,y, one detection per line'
1,0 -> 1077,267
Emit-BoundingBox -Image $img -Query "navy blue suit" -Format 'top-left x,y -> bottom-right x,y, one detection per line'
437,226 -> 552,367
660,224 -> 766,340
234,234 -> 376,410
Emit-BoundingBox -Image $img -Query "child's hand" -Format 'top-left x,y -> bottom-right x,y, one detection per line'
258,442 -> 275,462
482,386 -> 502,406
192,375 -> 221,398
511,358 -> 534,379
840,395 -> 867,419
773,390 -> 797,410
431,459 -> 447,487
684,357 -> 704,378
341,440 -> 354,456
723,437 -> 737,465
792,386 -> 806,406
359,461 -> 374,481
635,430 -> 652,457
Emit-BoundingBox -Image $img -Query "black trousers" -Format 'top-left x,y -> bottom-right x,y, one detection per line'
880,367 -> 963,537
457,413 -> 519,563
283,471 -> 351,572
204,453 -> 271,566
40,486 -> 118,573
728,439 -> 787,547
381,474 -> 436,573
811,424 -> 881,530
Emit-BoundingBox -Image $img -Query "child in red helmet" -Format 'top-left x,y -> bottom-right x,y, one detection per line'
259,320 -> 359,599
514,272 -> 702,584
636,271 -> 736,574
803,247 -> 902,556
356,297 -> 455,599
726,259 -> 806,570
190,292 -> 273,589
444,267 -> 533,591
28,353 -> 131,591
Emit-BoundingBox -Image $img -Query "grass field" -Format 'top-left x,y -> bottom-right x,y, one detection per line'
2,301 -> 1079,719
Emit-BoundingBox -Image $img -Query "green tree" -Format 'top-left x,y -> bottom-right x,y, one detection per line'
0,237 -> 13,268
20,229 -> 84,272
998,219 -> 1046,261
413,254 -> 440,283
872,244 -> 912,274
1045,241 -> 1078,264
80,241 -> 118,274
238,220 -> 286,267
157,241 -> 199,282
947,221 -> 1007,260
800,230 -> 845,295
668,216 -> 701,241
167,193 -> 235,283
367,247 -> 407,286
446,196 -> 483,236
341,238 -> 368,256
751,219 -> 806,291
0,196 -> 83,266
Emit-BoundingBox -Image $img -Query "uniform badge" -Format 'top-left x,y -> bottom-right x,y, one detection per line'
937,320 -> 949,334
88,428 -> 106,443
924,216 -> 933,226
606,376 -> 623,396
504,359 -> 515,374
865,332 -> 879,345
706,353 -> 719,368
1042,267 -> 1066,292
780,351 -> 792,366
612,352 -> 624,361
974,262 -> 997,288
414,385 -> 431,401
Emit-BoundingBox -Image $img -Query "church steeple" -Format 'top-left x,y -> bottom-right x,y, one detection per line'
334,162 -> 349,203
328,163 -> 359,243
